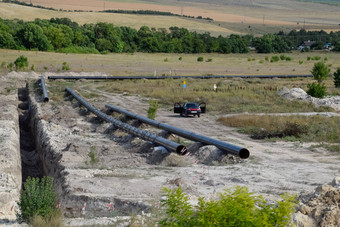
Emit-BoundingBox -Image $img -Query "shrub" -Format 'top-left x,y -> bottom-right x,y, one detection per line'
14,55 -> 29,70
178,57 -> 182,61
7,62 -> 14,71
265,56 -> 269,61
160,186 -> 297,227
334,67 -> 340,88
299,60 -> 303,65
285,56 -> 292,61
1,62 -> 6,68
324,57 -> 328,61
307,82 -> 326,98
270,55 -> 280,62
280,54 -> 286,60
248,57 -> 252,61
311,62 -> 330,83
259,60 -> 264,63
43,66 -> 48,70
147,100 -> 159,120
62,62 -> 70,71
197,56 -> 204,62
31,65 -> 35,71
307,56 -> 311,61
312,56 -> 321,60
17,176 -> 57,224
88,150 -> 98,165
164,58 -> 168,62
206,58 -> 212,62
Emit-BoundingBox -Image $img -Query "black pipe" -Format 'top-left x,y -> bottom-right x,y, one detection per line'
40,76 -> 49,102
48,74 -> 313,80
65,87 -> 187,154
105,104 -> 249,159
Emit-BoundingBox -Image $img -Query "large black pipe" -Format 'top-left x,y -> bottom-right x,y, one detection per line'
65,87 -> 187,154
40,76 -> 49,102
105,104 -> 249,159
48,74 -> 313,80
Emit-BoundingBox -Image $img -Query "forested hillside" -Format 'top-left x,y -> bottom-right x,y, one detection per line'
1,17 -> 340,54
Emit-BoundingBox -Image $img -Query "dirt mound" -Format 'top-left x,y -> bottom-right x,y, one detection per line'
293,177 -> 340,227
278,87 -> 340,111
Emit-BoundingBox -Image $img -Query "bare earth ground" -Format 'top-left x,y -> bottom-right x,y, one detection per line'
0,72 -> 339,225
41,73 -> 340,212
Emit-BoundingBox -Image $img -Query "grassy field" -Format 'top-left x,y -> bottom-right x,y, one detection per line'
1,49 -> 340,77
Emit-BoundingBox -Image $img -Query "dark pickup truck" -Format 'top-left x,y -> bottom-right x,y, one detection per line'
174,102 -> 206,117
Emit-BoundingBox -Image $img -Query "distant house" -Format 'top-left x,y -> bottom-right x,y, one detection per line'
298,40 -> 315,51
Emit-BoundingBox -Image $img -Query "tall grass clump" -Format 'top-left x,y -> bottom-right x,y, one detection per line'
270,55 -> 280,62
147,100 -> 159,120
17,176 -> 60,224
160,186 -> 297,227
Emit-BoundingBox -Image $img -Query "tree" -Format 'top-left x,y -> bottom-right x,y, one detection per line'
17,23 -> 51,51
334,67 -> 340,88
311,62 -> 330,83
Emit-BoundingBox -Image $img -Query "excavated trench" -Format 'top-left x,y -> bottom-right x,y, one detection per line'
18,85 -> 45,184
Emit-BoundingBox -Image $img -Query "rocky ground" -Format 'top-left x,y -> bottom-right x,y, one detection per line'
0,72 -> 339,226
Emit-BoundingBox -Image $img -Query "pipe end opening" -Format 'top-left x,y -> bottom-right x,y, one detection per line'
239,148 -> 250,159
176,145 -> 188,155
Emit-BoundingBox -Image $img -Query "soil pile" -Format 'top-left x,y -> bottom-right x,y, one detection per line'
294,177 -> 340,227
277,87 -> 340,111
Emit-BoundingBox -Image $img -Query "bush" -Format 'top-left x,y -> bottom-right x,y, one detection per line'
14,55 -> 29,70
259,60 -> 264,63
334,67 -> 340,88
147,100 -> 159,120
280,54 -> 286,60
299,60 -> 303,65
206,58 -> 212,62
7,62 -> 14,71
17,176 -> 57,224
178,57 -> 182,61
307,82 -> 326,98
285,56 -> 292,61
312,56 -> 321,60
307,56 -> 311,61
197,56 -> 204,62
270,55 -> 280,62
160,186 -> 297,227
265,56 -> 269,61
164,58 -> 168,62
62,62 -> 70,71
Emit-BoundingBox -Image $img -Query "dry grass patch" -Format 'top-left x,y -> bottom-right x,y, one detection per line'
218,115 -> 340,144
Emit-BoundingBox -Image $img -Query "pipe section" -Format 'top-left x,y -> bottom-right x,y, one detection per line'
105,104 -> 249,159
40,76 -> 49,102
48,74 -> 312,80
65,87 -> 187,154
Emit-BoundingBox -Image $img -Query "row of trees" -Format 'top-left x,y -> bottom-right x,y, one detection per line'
1,17 -> 340,54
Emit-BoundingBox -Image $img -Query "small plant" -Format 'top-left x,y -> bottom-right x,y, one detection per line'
7,62 -> 14,71
307,56 -> 311,61
17,176 -> 57,224
206,58 -> 212,62
307,82 -> 326,98
285,56 -> 292,61
270,55 -> 280,62
62,62 -> 70,71
265,56 -> 269,61
312,56 -> 321,60
280,54 -> 286,60
88,149 -> 98,165
334,67 -> 340,88
164,58 -> 168,62
259,60 -> 264,63
248,57 -> 252,61
160,186 -> 297,226
1,61 -> 6,68
197,56 -> 204,62
14,55 -> 29,71
299,60 -> 303,65
147,100 -> 159,120
178,57 -> 182,61
324,57 -> 328,61
31,64 -> 35,71
43,66 -> 48,70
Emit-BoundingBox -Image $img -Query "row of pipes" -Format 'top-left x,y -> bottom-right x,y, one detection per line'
39,77 -> 249,159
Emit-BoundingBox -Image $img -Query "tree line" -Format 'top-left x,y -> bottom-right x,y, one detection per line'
0,17 -> 340,54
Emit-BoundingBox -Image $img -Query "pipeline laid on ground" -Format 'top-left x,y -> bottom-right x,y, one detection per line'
40,76 -> 49,102
105,104 -> 249,159
65,87 -> 187,154
48,74 -> 313,80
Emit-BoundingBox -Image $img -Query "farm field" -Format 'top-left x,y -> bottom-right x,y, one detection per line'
1,0 -> 340,36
